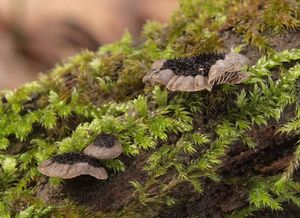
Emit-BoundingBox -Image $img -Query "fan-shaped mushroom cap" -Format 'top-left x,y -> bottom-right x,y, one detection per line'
38,152 -> 108,180
84,133 -> 122,160
207,53 -> 250,87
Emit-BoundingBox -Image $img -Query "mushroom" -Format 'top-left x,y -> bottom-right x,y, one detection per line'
84,133 -> 123,160
143,52 -> 250,92
38,152 -> 108,180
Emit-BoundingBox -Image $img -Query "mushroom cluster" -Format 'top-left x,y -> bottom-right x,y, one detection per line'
38,133 -> 122,180
143,52 -> 250,91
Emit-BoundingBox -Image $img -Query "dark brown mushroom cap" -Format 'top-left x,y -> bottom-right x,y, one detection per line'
143,52 -> 250,92
84,133 -> 122,160
38,152 -> 108,180
207,53 -> 250,87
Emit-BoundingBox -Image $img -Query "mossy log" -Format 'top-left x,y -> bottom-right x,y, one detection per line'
1,0 -> 300,217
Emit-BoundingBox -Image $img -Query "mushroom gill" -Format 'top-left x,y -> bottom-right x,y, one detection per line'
207,53 -> 250,88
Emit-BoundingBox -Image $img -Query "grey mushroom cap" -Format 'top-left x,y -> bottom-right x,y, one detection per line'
38,156 -> 108,180
83,134 -> 123,160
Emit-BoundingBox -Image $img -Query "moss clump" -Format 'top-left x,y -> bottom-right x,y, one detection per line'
226,0 -> 300,50
0,0 -> 300,217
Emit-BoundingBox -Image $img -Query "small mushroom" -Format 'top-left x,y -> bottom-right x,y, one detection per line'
38,152 -> 108,180
84,133 -> 122,160
143,52 -> 250,92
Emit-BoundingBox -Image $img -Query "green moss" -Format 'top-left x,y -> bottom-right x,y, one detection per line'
226,0 -> 300,50
0,0 -> 300,217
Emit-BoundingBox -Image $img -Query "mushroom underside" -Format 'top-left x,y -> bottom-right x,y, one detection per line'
208,71 -> 249,86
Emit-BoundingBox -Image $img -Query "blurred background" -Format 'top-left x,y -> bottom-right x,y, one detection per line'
0,0 -> 178,89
